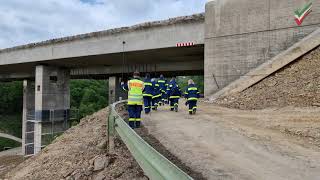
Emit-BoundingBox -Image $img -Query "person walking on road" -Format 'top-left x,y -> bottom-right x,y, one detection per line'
143,73 -> 153,114
121,71 -> 144,128
151,78 -> 161,111
184,79 -> 200,115
167,77 -> 181,112
158,74 -> 168,105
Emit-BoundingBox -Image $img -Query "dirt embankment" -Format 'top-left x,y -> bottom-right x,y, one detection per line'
5,108 -> 146,180
216,46 -> 320,110
0,155 -> 23,179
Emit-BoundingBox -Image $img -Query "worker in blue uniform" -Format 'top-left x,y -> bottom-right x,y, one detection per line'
143,73 -> 153,114
121,71 -> 144,128
157,74 -> 167,106
151,78 -> 161,110
167,77 -> 181,112
184,79 -> 200,115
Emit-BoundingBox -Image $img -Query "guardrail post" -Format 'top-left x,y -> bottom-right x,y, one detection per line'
107,107 -> 115,153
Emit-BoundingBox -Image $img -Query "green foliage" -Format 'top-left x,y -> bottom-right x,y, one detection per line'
0,114 -> 22,138
0,137 -> 21,151
0,81 -> 23,114
70,80 -> 108,120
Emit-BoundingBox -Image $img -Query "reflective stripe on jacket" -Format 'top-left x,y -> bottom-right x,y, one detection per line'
167,80 -> 181,98
158,78 -> 167,92
152,81 -> 162,98
128,79 -> 144,105
184,84 -> 200,101
143,78 -> 153,97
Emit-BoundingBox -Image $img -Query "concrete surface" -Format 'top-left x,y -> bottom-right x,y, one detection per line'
143,102 -> 320,180
34,65 -> 70,154
0,147 -> 22,157
0,57 -> 204,81
22,80 -> 35,155
108,77 -> 127,104
210,27 -> 320,101
0,45 -> 204,80
204,0 -> 320,96
0,14 -> 204,78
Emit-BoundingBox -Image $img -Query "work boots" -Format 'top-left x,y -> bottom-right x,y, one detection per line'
174,104 -> 178,112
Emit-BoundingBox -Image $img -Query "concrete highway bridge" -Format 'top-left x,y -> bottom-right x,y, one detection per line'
0,0 -> 319,156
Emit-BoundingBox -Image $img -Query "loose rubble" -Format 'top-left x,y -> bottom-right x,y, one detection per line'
5,108 -> 146,180
216,46 -> 320,110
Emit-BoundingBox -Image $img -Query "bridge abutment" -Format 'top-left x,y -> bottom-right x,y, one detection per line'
204,0 -> 320,96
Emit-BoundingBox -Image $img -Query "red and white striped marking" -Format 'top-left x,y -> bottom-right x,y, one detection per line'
176,42 -> 195,47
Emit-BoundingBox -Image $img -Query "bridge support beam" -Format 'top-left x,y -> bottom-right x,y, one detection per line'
108,77 -> 127,104
34,65 -> 70,154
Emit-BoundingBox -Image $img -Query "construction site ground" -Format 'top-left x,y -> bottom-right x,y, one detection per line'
2,46 -> 320,179
0,147 -> 23,179
4,108 -> 147,180
143,101 -> 320,180
216,46 -> 320,110
0,103 -> 319,180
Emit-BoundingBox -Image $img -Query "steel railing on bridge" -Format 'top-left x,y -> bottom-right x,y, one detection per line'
108,100 -> 193,180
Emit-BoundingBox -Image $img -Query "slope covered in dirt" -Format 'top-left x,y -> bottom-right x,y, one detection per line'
216,46 -> 320,110
5,108 -> 146,180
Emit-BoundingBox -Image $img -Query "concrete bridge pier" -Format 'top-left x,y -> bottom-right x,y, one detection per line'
33,65 -> 70,154
22,80 -> 35,155
21,66 -> 70,156
108,76 -> 127,104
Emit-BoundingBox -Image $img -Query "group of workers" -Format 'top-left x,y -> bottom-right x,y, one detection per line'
121,71 -> 200,129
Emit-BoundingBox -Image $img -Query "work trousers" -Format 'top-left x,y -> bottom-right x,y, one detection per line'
143,96 -> 152,114
188,100 -> 197,113
152,96 -> 161,109
161,91 -> 167,104
127,105 -> 142,128
169,98 -> 179,111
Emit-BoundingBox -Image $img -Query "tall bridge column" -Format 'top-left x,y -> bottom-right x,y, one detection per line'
109,77 -> 127,104
34,65 -> 70,154
22,80 -> 35,156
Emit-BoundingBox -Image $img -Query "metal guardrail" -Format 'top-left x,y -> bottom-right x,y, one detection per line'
108,100 -> 193,180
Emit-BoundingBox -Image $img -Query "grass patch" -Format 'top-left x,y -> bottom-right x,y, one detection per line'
0,137 -> 21,151
0,114 -> 22,138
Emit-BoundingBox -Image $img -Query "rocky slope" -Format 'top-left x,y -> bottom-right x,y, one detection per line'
5,108 -> 146,180
216,46 -> 320,110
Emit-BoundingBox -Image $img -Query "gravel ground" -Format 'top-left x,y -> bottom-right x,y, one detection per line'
215,46 -> 320,110
115,102 -> 206,180
0,155 -> 24,179
142,102 -> 320,180
5,108 -> 146,180
135,127 -> 206,180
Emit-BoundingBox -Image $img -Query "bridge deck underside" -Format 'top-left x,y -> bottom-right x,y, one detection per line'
0,45 -> 204,81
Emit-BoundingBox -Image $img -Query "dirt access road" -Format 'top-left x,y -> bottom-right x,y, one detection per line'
143,101 -> 320,180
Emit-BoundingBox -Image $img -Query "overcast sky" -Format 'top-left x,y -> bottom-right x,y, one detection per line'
0,0 -> 206,49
